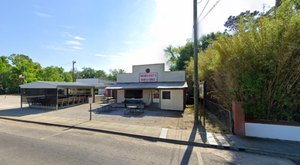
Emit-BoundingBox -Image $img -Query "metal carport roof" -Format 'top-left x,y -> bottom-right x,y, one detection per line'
20,81 -> 94,89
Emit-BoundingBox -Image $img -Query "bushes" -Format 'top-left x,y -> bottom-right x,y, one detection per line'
187,0 -> 300,122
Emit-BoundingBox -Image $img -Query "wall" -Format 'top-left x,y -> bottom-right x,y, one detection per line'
117,90 -> 125,103
245,122 -> 300,142
117,89 -> 151,105
117,63 -> 185,83
142,90 -> 152,106
160,89 -> 183,111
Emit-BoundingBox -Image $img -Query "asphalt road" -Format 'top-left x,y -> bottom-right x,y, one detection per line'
0,120 -> 296,165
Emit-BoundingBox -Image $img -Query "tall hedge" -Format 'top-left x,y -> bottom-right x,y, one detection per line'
187,0 -> 300,122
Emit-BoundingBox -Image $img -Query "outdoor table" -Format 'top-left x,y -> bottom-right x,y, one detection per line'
97,103 -> 112,113
125,105 -> 143,115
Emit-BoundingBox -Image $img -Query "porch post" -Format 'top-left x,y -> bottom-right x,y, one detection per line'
56,88 -> 58,110
20,88 -> 23,109
92,87 -> 95,103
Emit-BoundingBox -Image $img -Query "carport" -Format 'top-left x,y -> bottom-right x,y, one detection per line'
20,81 -> 94,110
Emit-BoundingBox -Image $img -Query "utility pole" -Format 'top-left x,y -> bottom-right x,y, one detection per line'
193,0 -> 199,123
72,61 -> 76,82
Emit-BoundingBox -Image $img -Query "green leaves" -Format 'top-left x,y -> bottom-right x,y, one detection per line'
0,54 -> 118,93
185,0 -> 300,122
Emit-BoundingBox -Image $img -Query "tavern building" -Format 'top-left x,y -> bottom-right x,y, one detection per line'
106,63 -> 187,111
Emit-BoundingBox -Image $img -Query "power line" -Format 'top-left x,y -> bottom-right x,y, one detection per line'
191,0 -> 208,40
198,0 -> 210,20
200,0 -> 221,21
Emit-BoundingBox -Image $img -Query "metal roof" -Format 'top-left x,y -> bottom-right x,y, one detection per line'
20,81 -> 94,89
106,82 -> 188,90
76,78 -> 116,88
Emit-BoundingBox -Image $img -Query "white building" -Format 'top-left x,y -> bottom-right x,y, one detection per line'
106,63 -> 188,111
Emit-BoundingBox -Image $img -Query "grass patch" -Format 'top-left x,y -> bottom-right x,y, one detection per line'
204,112 -> 231,134
184,105 -> 231,134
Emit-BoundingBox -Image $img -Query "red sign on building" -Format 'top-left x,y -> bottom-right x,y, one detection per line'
139,72 -> 158,82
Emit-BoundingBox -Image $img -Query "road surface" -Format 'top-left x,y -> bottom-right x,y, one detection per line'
0,119 -> 295,165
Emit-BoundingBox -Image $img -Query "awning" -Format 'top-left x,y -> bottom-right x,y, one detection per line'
106,82 -> 188,90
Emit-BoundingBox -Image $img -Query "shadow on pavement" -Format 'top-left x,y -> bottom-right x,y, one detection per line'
0,107 -> 52,117
95,107 -> 183,118
180,122 -> 206,165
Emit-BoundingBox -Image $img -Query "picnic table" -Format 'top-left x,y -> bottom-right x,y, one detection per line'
124,104 -> 144,115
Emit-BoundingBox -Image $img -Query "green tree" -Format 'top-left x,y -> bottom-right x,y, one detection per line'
78,67 -> 107,79
62,72 -> 73,82
164,45 -> 179,71
79,67 -> 97,78
9,54 -> 41,87
0,56 -> 11,93
224,10 -> 260,32
165,32 -> 223,71
38,66 -> 66,81
95,69 -> 107,79
107,69 -> 125,81
164,42 -> 194,71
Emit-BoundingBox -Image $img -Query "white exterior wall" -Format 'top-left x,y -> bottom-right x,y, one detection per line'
245,122 -> 300,142
117,63 -> 185,83
117,90 -> 125,103
160,90 -> 183,111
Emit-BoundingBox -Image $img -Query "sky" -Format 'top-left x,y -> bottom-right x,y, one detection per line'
0,0 -> 275,73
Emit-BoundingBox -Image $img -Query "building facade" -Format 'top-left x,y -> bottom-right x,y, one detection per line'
106,63 -> 187,111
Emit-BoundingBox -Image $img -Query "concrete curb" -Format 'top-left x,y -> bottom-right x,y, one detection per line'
0,116 -> 299,162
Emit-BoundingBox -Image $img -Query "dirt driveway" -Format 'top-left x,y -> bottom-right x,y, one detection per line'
0,95 -> 195,130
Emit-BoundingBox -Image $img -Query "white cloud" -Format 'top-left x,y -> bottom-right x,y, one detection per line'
65,40 -> 81,46
34,11 -> 52,18
61,33 -> 85,50
74,36 -> 86,41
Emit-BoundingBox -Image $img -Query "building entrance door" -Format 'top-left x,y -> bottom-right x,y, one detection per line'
151,90 -> 160,108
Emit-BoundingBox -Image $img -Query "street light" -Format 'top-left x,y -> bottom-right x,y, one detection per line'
72,61 -> 76,82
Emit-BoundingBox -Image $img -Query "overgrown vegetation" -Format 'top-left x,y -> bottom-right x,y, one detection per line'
185,0 -> 300,122
0,54 -> 124,94
164,1 -> 299,122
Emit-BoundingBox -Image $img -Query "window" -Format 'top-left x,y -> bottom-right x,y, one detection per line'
162,91 -> 171,99
125,90 -> 143,98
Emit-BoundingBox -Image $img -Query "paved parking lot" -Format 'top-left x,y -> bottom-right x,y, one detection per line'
0,95 -> 194,130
